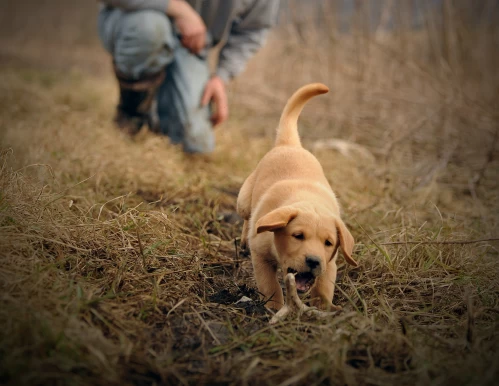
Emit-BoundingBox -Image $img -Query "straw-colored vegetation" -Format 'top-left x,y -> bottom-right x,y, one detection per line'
0,1 -> 498,385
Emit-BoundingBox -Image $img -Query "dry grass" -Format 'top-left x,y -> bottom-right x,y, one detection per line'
1,1 -> 498,385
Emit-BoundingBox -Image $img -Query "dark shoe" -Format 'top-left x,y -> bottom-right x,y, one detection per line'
114,66 -> 165,136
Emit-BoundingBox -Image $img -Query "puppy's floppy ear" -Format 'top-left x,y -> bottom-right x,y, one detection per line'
336,218 -> 358,266
256,207 -> 298,234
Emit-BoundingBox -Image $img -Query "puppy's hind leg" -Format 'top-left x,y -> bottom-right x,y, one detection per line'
240,220 -> 250,251
237,171 -> 256,250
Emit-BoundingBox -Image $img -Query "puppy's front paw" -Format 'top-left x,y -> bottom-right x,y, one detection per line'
311,298 -> 342,312
265,299 -> 284,311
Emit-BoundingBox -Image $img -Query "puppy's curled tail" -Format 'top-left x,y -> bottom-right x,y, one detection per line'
275,83 -> 329,147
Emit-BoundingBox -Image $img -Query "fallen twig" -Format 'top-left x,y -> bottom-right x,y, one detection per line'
474,124 -> 499,189
269,273 -> 339,324
192,307 -> 221,345
466,288 -> 475,350
381,238 -> 499,246
10,233 -> 91,253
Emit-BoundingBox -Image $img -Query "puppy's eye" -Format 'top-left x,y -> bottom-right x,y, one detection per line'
292,233 -> 304,240
325,240 -> 333,247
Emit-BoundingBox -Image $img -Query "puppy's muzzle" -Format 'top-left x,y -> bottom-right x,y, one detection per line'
305,255 -> 321,271
287,255 -> 323,293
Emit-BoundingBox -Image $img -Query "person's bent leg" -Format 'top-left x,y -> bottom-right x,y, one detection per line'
157,47 -> 215,153
98,7 -> 176,134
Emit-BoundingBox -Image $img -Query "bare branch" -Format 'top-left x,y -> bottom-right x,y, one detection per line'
381,238 -> 499,246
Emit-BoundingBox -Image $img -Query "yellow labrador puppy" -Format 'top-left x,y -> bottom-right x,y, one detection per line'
237,83 -> 358,310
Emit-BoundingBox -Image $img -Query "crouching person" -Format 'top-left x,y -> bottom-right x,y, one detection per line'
97,0 -> 279,153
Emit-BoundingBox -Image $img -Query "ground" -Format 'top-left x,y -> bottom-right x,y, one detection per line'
0,1 -> 498,385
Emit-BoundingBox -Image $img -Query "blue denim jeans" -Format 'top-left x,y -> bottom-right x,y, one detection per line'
98,8 -> 214,153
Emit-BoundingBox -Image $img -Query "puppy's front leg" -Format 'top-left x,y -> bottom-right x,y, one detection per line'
252,256 -> 284,310
310,259 -> 342,311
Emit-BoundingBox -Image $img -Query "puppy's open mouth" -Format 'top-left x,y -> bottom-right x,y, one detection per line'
287,268 -> 316,293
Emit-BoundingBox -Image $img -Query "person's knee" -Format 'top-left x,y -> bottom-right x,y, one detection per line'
122,10 -> 172,52
114,10 -> 174,77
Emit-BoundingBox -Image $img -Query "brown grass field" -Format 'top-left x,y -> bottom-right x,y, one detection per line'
0,1 -> 498,385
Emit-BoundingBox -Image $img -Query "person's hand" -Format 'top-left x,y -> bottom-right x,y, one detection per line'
201,76 -> 229,127
168,0 -> 206,54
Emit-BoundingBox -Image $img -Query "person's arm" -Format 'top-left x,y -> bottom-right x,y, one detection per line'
201,75 -> 229,127
216,0 -> 280,83
201,0 -> 279,127
167,0 -> 206,54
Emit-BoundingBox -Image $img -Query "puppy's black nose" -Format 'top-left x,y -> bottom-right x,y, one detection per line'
305,255 -> 321,270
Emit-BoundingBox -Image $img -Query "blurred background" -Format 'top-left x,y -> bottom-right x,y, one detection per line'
0,0 -> 497,194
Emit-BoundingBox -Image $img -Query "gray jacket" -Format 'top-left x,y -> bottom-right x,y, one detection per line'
100,0 -> 280,82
